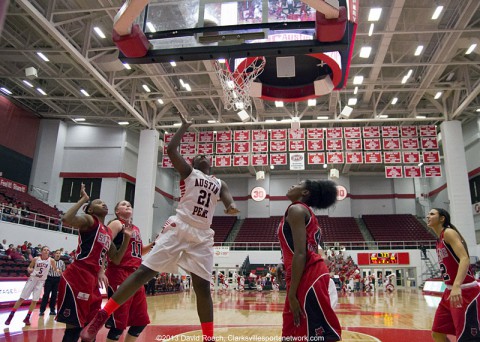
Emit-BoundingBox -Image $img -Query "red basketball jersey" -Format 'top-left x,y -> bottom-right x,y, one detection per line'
74,216 -> 112,274
436,228 -> 476,286
277,201 -> 322,283
109,219 -> 143,269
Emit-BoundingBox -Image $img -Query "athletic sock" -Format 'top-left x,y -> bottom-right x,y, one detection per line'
201,321 -> 214,341
103,299 -> 121,315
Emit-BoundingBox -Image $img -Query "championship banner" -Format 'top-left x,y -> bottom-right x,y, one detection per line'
421,137 -> 439,149
270,140 -> 287,152
344,127 -> 361,138
382,126 -> 400,137
216,142 -> 232,154
326,139 -> 343,150
385,166 -> 403,178
424,165 -> 442,177
270,129 -> 287,140
401,138 -> 419,150
252,141 -> 268,153
164,132 -> 173,143
198,143 -> 214,154
181,132 -> 196,143
215,155 -> 231,167
180,143 -> 196,155
345,138 -> 362,150
233,141 -> 250,153
384,151 -> 402,163
0,177 -> 27,193
308,153 -> 325,165
364,152 -> 382,163
423,151 -> 440,163
289,128 -> 305,140
307,140 -> 324,151
270,153 -> 288,165
404,165 -> 422,178
419,125 -> 437,136
307,128 -> 325,139
216,131 -> 232,141
383,138 -> 400,150
401,126 -> 418,137
198,131 -> 214,142
252,129 -> 268,141
163,145 -> 168,155
290,153 -> 305,170
184,155 -> 194,165
326,127 -> 343,138
289,140 -> 306,151
162,156 -> 173,168
363,138 -> 381,150
233,155 -> 250,166
363,126 -> 380,138
234,130 -> 250,141
327,152 -> 344,164
251,154 -> 268,166
403,151 -> 420,163
345,152 -> 363,164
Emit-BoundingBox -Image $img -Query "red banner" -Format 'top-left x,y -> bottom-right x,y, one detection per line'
424,165 -> 442,177
345,152 -> 363,164
252,141 -> 268,153
404,165 -> 422,178
180,132 -> 196,143
270,153 -> 288,165
233,155 -> 250,166
345,138 -> 362,150
308,153 -> 325,165
164,133 -> 173,143
216,142 -> 232,154
251,154 -> 268,166
403,151 -> 420,163
234,130 -> 250,141
382,126 -> 399,137
365,152 -> 382,163
0,177 -> 27,193
344,127 -> 361,138
270,129 -> 287,140
233,142 -> 250,153
326,127 -> 343,138
327,152 -> 344,164
307,140 -> 324,151
215,155 -> 231,167
198,131 -> 214,142
401,126 -> 418,137
401,138 -> 419,150
421,137 -> 438,149
289,128 -> 305,140
385,166 -> 403,178
180,143 -> 196,155
289,140 -> 305,151
252,129 -> 268,141
198,143 -> 214,154
364,138 -> 381,150
363,126 -> 380,138
383,138 -> 400,150
162,156 -> 173,168
270,140 -> 287,152
384,151 -> 402,163
419,125 -> 437,136
216,131 -> 232,141
423,151 -> 440,163
306,128 -> 324,139
326,139 -> 343,150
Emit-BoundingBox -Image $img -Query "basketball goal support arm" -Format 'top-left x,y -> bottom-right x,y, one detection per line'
300,0 -> 340,19
114,0 -> 150,36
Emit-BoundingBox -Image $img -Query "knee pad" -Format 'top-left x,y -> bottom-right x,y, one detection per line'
107,327 -> 124,341
128,325 -> 146,337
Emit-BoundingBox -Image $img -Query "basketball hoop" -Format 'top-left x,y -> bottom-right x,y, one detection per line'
212,57 -> 266,112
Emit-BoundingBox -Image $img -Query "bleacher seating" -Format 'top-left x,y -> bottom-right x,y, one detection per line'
234,217 -> 283,243
0,185 -> 61,218
317,216 -> 365,242
211,216 -> 237,243
362,214 -> 436,242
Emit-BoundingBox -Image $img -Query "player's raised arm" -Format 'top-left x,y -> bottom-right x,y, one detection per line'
220,180 -> 240,215
62,183 -> 94,232
167,113 -> 193,180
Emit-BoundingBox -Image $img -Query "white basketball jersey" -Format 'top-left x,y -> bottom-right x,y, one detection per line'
31,257 -> 52,281
175,168 -> 222,229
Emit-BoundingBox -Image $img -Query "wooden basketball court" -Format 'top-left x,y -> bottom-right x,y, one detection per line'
1,288 -> 442,341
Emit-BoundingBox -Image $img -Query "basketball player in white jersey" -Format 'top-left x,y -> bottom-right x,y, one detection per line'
81,113 -> 239,342
4,246 -> 61,326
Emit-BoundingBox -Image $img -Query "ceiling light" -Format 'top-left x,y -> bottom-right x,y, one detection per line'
431,6 -> 443,20
207,120 -> 217,123
265,119 -> 277,123
406,69 -> 413,78
434,91 -> 442,99
217,58 -> 226,63
414,45 -> 424,56
80,89 -> 90,97
391,97 -> 398,105
93,27 -> 106,38
353,86 -> 358,95
0,87 -> 12,95
323,164 -> 327,169
170,61 -> 177,67
36,88 -> 47,95
184,84 -> 192,91
157,99 -> 164,105
418,162 -> 423,167
368,23 -> 374,37
476,108 -> 480,112
123,63 -> 131,70
353,75 -> 364,85
378,115 -> 388,119
22,80 -> 34,88
348,98 -> 357,106
275,101 -> 284,107
118,121 -> 129,125
307,99 -> 317,106
416,115 -> 426,119
270,165 -> 275,170
237,109 -> 250,122
173,123 -> 181,126
317,116 -> 329,120
281,118 -> 291,122
146,22 -> 156,33
465,43 -> 477,55
340,105 -> 353,117
142,84 -> 151,92
74,118 -> 85,122
36,52 -> 49,62
446,72 -> 455,81
359,46 -> 372,58
368,8 -> 382,21
401,75 -> 409,84
179,79 -> 185,87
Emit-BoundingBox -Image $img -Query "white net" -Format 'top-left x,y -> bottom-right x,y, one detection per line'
212,57 -> 266,111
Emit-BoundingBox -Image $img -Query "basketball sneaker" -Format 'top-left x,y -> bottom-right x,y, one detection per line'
4,312 -> 14,325
23,315 -> 31,325
79,309 -> 109,342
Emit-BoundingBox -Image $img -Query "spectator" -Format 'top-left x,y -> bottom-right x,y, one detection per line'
10,248 -> 25,261
21,241 -> 28,252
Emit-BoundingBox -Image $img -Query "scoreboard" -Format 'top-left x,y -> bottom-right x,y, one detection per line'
357,252 -> 410,265
370,252 -> 398,264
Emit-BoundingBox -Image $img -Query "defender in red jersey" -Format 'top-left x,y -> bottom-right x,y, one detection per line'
57,183 -> 128,342
427,208 -> 480,342
104,200 -> 154,341
278,179 -> 341,341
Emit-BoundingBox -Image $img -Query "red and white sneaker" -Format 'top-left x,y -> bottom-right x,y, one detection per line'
79,309 -> 109,342
4,312 -> 14,325
23,315 -> 31,325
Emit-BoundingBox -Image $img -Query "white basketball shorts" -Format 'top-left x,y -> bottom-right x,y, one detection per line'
20,277 -> 45,301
